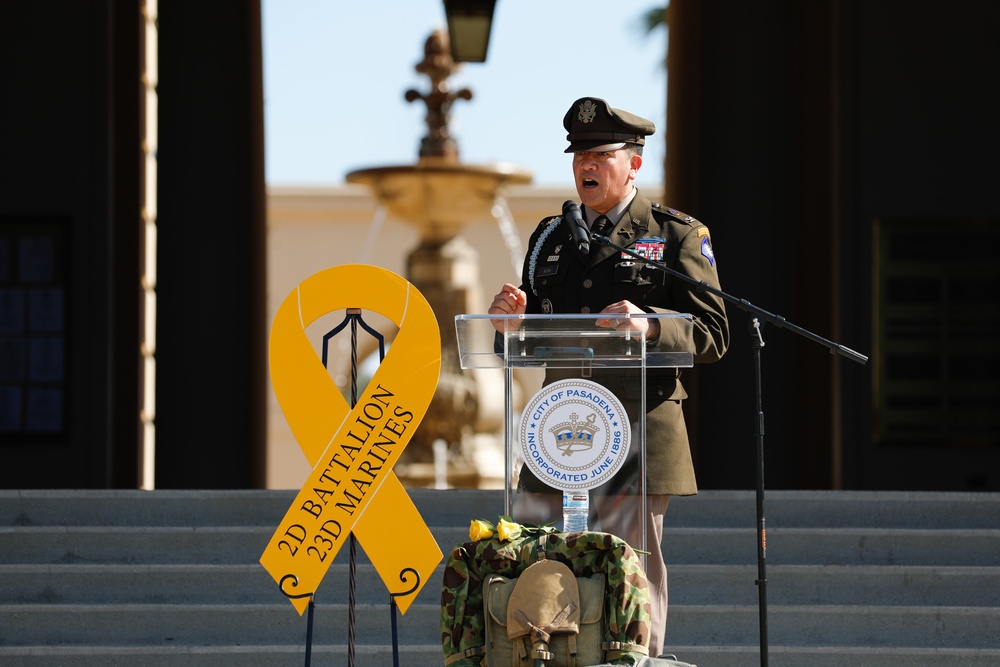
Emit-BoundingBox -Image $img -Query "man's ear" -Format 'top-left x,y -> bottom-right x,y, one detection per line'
629,153 -> 643,177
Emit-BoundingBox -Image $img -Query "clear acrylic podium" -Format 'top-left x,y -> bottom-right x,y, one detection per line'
455,313 -> 693,558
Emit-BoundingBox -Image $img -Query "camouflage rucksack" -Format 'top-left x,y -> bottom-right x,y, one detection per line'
441,528 -> 652,666
483,557 -> 604,666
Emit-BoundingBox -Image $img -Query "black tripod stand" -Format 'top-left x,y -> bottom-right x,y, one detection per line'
591,230 -> 869,667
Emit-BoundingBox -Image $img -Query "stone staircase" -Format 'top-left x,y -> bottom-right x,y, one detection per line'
1,488 -> 998,666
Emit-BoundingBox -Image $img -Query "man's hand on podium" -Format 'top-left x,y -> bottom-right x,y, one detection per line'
489,283 -> 528,333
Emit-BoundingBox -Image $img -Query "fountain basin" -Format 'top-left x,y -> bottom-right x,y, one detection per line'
346,159 -> 532,241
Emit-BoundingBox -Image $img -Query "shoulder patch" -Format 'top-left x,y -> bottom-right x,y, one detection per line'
701,236 -> 716,266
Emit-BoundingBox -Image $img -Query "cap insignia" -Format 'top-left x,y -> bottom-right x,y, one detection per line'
578,100 -> 598,124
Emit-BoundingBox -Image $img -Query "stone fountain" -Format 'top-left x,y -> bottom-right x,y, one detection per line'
346,29 -> 532,487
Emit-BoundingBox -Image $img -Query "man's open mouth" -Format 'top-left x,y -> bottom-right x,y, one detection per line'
582,178 -> 599,189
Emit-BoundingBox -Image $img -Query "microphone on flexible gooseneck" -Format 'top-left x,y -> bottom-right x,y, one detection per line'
562,200 -> 590,255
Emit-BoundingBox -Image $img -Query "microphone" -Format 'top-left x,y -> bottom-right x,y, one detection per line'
562,200 -> 590,254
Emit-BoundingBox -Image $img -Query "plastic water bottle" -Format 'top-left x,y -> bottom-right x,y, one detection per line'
562,491 -> 589,532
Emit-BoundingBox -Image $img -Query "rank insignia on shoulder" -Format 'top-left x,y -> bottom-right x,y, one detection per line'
627,236 -> 665,262
661,206 -> 698,224
701,236 -> 716,266
697,226 -> 710,238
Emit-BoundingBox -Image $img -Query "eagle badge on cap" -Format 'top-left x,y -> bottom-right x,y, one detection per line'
578,100 -> 597,124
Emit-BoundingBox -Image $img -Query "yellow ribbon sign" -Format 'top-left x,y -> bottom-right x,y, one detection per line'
260,264 -> 443,615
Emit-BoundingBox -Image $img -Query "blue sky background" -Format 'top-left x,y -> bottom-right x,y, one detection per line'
262,1 -> 668,187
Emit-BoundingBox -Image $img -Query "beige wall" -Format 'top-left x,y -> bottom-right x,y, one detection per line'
264,182 -> 662,489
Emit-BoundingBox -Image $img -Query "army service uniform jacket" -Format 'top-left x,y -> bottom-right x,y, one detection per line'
516,190 -> 729,496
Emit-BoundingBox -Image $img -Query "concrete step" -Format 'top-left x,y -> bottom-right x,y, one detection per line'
669,646 -> 1000,667
0,563 -> 442,605
2,489 -> 998,667
5,562 -> 1000,608
2,601 -> 998,651
5,488 -> 999,529
2,645 -> 1000,667
0,602 -> 439,647
665,489 -> 1000,529
664,526 -> 1000,566
665,604 -> 1000,649
671,564 -> 1000,607
4,523 -> 998,567
0,644 -> 444,667
0,489 -> 498,528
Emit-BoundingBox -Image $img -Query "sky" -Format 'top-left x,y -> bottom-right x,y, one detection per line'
261,1 -> 668,187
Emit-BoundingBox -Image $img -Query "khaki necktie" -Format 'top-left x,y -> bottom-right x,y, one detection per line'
591,214 -> 612,237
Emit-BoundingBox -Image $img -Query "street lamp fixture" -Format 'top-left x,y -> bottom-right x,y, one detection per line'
443,0 -> 496,63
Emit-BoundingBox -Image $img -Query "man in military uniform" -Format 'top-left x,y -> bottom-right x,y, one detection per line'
488,97 -> 730,656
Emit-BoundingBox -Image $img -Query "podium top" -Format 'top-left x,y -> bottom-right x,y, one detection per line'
455,313 -> 694,370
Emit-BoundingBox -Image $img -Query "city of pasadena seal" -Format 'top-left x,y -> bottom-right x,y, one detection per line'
518,378 -> 631,492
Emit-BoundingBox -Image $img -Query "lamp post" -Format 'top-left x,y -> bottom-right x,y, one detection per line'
443,0 -> 496,62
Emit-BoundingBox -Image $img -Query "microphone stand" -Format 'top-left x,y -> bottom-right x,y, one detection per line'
591,232 -> 868,667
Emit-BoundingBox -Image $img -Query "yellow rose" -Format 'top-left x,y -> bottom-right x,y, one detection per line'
496,518 -> 522,542
469,519 -> 494,541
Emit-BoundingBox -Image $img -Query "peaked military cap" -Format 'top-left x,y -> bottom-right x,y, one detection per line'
563,97 -> 656,153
